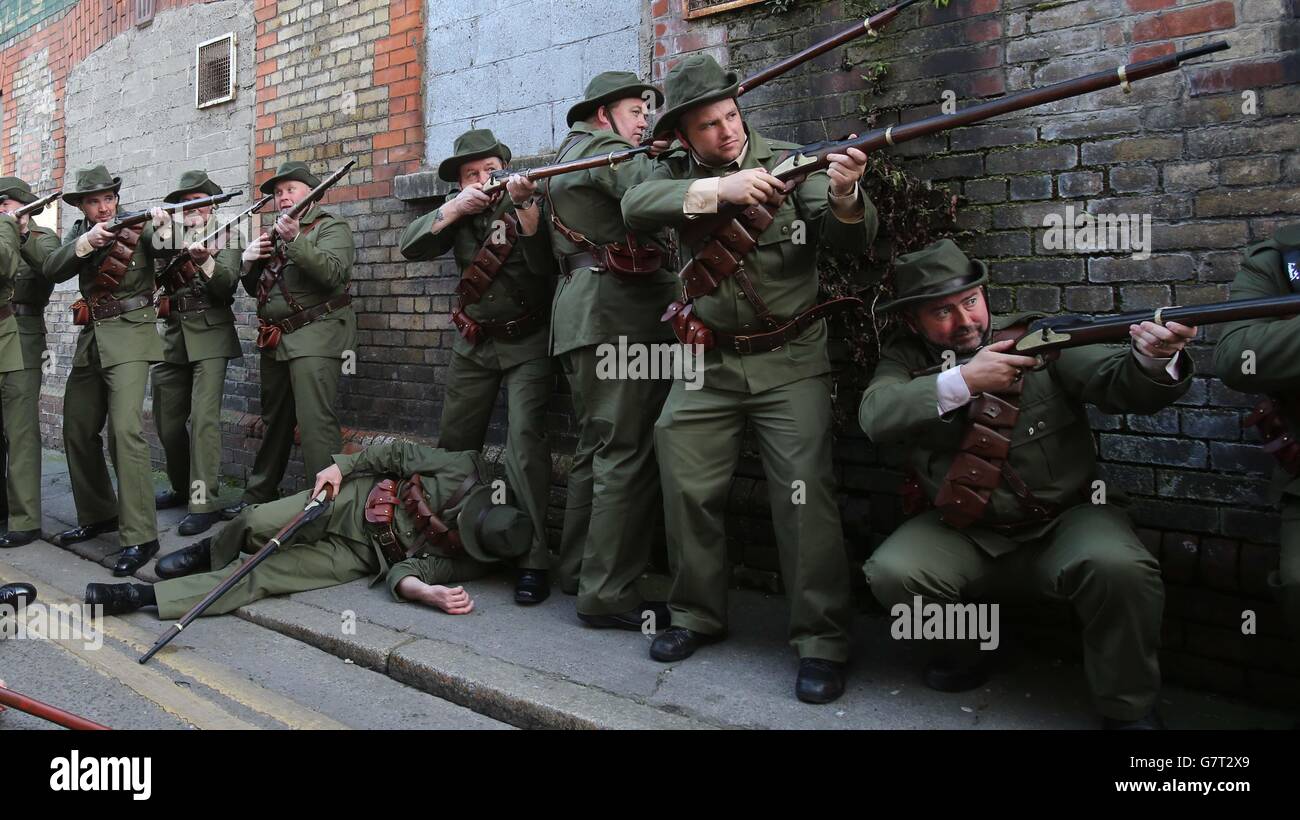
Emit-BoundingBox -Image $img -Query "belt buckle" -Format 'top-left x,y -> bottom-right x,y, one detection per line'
733,335 -> 753,355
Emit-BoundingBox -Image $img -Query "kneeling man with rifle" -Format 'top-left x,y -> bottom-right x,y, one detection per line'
858,238 -> 1199,729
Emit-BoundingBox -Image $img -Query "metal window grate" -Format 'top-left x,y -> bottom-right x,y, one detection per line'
136,0 -> 156,27
195,33 -> 237,109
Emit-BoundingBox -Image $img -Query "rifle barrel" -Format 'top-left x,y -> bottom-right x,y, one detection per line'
738,0 -> 922,94
0,686 -> 110,730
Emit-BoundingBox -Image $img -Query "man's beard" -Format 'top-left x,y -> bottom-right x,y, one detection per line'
947,324 -> 986,356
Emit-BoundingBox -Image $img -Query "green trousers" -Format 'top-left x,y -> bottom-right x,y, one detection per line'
555,344 -> 670,615
864,504 -> 1164,721
152,358 -> 229,514
63,356 -> 157,546
436,350 -> 553,571
155,490 -> 493,619
655,373 -> 853,662
243,355 -> 342,504
1276,500 -> 1300,640
0,367 -> 42,531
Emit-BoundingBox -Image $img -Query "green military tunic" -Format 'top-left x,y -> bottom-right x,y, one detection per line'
543,121 -> 681,612
620,127 -> 879,661
43,216 -> 169,546
399,194 -> 555,570
858,314 -> 1192,720
0,223 -> 59,531
153,442 -> 498,619
238,203 -> 358,504
1211,223 -> 1300,639
152,218 -> 243,514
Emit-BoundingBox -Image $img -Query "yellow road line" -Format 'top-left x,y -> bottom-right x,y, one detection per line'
0,561 -> 349,730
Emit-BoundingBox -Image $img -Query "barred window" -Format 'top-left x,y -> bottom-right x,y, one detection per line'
196,33 -> 237,109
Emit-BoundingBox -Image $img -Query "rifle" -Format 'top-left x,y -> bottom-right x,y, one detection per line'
682,41 -> 1229,249
0,684 -> 111,730
258,159 -> 356,287
480,0 -> 924,195
2,191 -> 61,218
156,194 -> 274,291
106,191 -> 240,232
909,293 -> 1300,377
139,487 -> 335,665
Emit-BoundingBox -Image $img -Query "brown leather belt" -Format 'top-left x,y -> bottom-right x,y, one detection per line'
364,471 -> 480,564
278,293 -> 351,333
10,302 -> 42,317
478,310 -> 543,341
712,298 -> 860,355
89,293 -> 154,322
559,251 -> 600,277
173,294 -> 214,314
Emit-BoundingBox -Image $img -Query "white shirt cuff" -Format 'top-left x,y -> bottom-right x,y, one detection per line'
684,177 -> 720,216
829,181 -> 865,224
937,365 -> 974,415
75,233 -> 95,258
1132,346 -> 1182,382
199,256 -> 217,277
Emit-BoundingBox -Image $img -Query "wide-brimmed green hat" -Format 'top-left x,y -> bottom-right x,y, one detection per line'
437,129 -> 512,183
0,177 -> 43,214
566,71 -> 664,127
653,54 -> 740,138
456,485 -> 533,564
1276,223 -> 1300,248
876,238 -> 989,313
259,160 -> 322,195
165,169 -> 224,203
62,164 -> 122,206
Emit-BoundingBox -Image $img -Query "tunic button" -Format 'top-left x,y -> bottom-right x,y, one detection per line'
781,226 -> 789,234
487,294 -> 494,301
1038,420 -> 1047,430
1028,426 -> 1036,436
738,291 -> 746,299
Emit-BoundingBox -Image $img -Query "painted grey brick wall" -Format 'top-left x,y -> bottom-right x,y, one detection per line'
423,0 -> 647,160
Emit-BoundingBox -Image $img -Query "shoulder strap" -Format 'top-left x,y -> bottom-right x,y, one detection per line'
456,209 -> 521,309
544,132 -> 601,252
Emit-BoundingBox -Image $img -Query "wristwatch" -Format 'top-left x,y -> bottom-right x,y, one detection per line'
511,194 -> 541,209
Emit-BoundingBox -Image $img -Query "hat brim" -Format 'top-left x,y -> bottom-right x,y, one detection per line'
652,77 -> 740,138
63,178 -> 122,206
1276,222 -> 1300,248
164,180 -> 223,203
456,485 -> 530,563
566,83 -> 665,127
259,169 -> 322,195
876,259 -> 990,314
437,144 -> 512,183
0,188 -> 38,205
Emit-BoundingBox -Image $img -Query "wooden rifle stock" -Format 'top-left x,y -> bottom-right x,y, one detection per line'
107,190 -> 240,232
0,684 -> 111,730
157,194 -> 274,288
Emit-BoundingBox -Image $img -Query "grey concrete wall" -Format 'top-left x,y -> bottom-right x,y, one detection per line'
61,0 -> 257,243
423,0 -> 648,162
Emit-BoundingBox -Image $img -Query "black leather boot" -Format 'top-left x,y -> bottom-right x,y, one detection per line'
111,540 -> 160,577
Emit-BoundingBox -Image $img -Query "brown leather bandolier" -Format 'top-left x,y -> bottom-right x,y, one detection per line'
71,223 -> 153,326
545,134 -> 663,282
448,210 -> 543,346
661,181 -> 863,355
363,471 -> 480,564
253,219 -> 352,350
933,326 -> 1061,530
1245,396 -> 1300,475
156,254 -> 207,320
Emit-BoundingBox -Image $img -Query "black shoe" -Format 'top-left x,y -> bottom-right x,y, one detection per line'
514,569 -> 550,605
796,658 -> 847,704
51,518 -> 119,547
177,512 -> 218,537
0,582 -> 36,610
111,540 -> 160,577
0,529 -> 40,548
1103,709 -> 1166,730
577,601 -> 671,631
924,654 -> 993,693
84,583 -> 152,616
155,539 -> 212,580
220,500 -> 251,521
155,489 -> 185,510
649,626 -> 719,662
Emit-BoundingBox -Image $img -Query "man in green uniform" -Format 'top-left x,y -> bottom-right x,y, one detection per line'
620,54 -> 876,703
542,71 -> 677,629
0,178 -> 60,548
858,239 -> 1196,728
42,165 -> 176,574
1212,223 -> 1300,652
222,161 -> 357,519
83,440 -> 532,620
152,170 -> 243,537
399,129 -> 556,605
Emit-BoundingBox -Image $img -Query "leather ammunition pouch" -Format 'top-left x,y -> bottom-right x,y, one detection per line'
256,219 -> 324,308
70,292 -> 154,326
450,211 -> 542,346
256,293 -> 353,350
1245,396 -> 1300,475
364,472 -> 480,564
95,223 -> 145,285
159,256 -> 201,296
